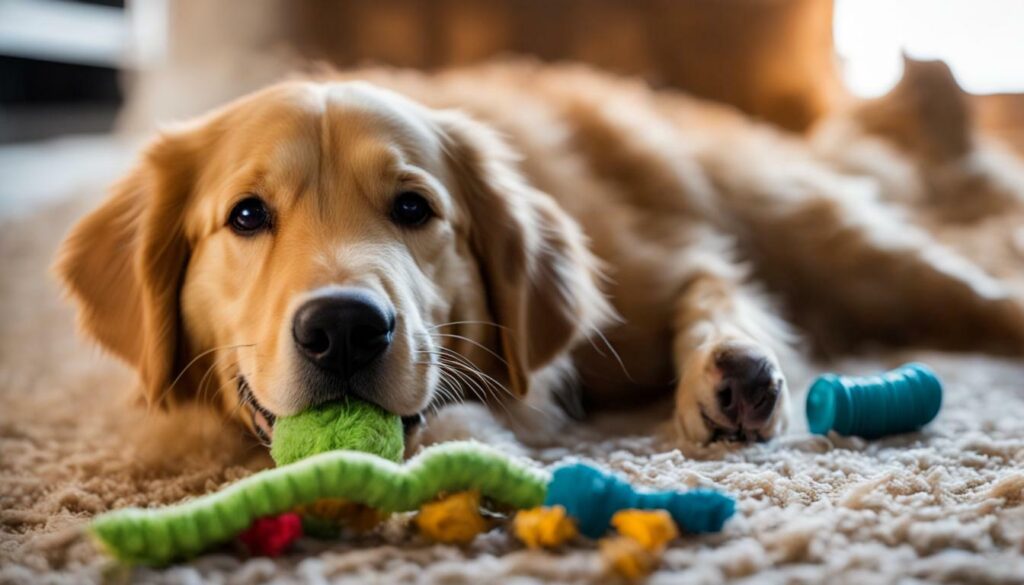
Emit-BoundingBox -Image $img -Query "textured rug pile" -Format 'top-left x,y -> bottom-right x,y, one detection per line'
2,184 -> 1024,585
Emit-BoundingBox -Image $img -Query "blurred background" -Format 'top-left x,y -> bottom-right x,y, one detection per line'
1,0 -> 1023,216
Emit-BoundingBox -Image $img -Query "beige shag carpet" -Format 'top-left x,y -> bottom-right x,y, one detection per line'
3,156 -> 1024,585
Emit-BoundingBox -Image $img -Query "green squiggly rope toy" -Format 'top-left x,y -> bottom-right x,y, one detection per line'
89,400 -> 735,568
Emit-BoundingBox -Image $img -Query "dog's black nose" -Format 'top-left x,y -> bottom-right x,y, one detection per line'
292,288 -> 395,379
714,347 -> 780,429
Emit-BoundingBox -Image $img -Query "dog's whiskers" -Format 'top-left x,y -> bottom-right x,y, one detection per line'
434,369 -> 464,406
427,320 -> 509,332
196,353 -> 240,408
415,340 -> 514,413
584,327 -> 635,383
196,347 -> 249,407
432,345 -> 514,398
420,362 -> 472,425
426,352 -> 514,417
437,358 -> 489,403
415,353 -> 476,398
153,343 -> 256,411
418,331 -> 508,366
411,357 -> 468,415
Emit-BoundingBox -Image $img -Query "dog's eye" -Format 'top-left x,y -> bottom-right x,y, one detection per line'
228,197 -> 271,234
391,192 -> 433,227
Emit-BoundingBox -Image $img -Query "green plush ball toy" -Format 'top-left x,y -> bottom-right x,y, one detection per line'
270,399 -> 404,466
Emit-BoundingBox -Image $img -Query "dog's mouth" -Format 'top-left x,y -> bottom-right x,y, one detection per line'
238,377 -> 276,445
236,376 -> 427,447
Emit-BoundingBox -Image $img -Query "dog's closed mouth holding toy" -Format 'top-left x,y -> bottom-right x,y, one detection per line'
56,63 -> 1024,451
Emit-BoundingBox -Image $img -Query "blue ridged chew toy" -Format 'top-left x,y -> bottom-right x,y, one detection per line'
544,462 -> 736,538
805,362 -> 942,439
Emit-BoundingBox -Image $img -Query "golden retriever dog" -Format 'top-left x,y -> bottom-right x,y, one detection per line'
56,62 -> 1024,446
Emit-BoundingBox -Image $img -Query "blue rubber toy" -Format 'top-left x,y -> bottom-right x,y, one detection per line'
544,462 -> 736,538
805,362 -> 942,439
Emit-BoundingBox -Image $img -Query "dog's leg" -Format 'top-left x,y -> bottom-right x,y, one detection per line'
703,137 -> 1024,355
671,232 -> 795,443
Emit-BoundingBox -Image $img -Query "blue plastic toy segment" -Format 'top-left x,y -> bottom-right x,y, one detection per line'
806,374 -> 838,435
805,363 -> 942,439
544,462 -> 736,539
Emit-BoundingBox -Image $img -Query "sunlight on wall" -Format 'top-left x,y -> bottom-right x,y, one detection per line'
835,0 -> 1024,97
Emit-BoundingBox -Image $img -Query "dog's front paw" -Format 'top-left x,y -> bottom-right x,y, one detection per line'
675,339 -> 790,443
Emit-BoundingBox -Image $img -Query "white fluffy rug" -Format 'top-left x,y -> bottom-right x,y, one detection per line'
2,150 -> 1024,584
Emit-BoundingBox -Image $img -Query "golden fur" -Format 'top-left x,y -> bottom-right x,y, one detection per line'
56,62 -> 1024,444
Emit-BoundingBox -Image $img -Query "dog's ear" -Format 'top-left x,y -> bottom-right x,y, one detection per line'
436,111 -> 614,397
55,131 -> 197,408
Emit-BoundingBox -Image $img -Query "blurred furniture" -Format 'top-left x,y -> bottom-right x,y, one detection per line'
0,0 -> 126,142
293,0 -> 841,131
121,0 -> 841,133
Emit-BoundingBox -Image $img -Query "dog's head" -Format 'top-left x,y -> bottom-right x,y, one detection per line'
56,81 -> 610,441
